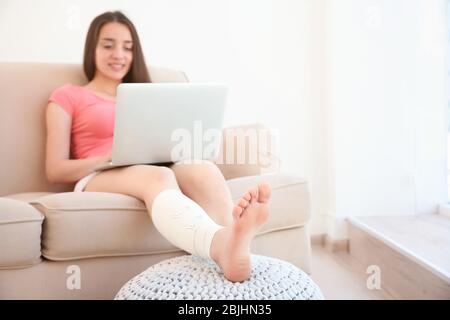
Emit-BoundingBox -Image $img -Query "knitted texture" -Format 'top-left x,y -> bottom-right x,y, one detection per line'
115,255 -> 324,300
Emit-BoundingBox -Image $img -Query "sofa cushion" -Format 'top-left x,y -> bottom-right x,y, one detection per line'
215,123 -> 280,180
32,192 -> 176,261
26,173 -> 309,261
0,198 -> 44,269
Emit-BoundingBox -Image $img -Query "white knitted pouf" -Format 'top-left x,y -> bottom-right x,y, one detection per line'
115,255 -> 324,300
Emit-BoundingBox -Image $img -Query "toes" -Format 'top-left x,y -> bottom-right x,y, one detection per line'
249,187 -> 258,204
257,182 -> 271,203
238,198 -> 249,208
232,205 -> 243,219
243,192 -> 251,201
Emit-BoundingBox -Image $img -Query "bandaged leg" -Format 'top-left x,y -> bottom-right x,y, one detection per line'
151,189 -> 224,259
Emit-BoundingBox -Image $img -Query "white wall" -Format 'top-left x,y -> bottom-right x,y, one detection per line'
0,0 -> 447,239
323,0 -> 448,239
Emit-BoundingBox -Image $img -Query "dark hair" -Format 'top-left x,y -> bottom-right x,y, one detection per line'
83,11 -> 151,83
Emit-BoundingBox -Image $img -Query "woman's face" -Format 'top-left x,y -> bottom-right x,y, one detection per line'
95,22 -> 133,81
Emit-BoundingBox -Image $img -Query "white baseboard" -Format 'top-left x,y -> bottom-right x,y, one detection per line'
310,233 -> 349,252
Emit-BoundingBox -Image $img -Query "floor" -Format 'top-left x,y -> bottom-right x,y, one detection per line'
309,244 -> 394,300
310,213 -> 450,299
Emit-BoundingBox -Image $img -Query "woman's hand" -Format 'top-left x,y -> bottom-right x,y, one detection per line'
94,153 -> 112,167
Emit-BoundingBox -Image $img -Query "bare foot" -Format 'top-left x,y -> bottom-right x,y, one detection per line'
210,182 -> 271,282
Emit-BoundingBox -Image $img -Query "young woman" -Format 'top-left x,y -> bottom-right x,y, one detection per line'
46,11 -> 271,282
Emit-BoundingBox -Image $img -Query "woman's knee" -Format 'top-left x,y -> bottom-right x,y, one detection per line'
175,159 -> 217,168
199,161 -> 223,180
173,160 -> 221,177
129,165 -> 178,198
130,165 -> 173,179
172,161 -> 226,193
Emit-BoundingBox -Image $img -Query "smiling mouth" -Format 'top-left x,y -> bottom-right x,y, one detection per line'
108,63 -> 126,71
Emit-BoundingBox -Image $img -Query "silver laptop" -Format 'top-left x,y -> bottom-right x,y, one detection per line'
95,83 -> 228,171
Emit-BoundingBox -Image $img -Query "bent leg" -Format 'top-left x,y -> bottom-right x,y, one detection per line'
84,164 -> 224,259
84,163 -> 272,282
170,160 -> 233,226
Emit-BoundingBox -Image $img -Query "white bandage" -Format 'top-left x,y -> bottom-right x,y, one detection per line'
150,189 -> 224,259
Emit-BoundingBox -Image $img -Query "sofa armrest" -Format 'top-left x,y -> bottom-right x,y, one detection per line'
0,198 -> 43,269
214,123 -> 280,180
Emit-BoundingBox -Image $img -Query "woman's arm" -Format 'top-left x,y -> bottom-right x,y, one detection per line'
45,102 -> 110,184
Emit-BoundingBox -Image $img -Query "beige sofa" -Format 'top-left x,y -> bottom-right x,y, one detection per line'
0,63 -> 312,299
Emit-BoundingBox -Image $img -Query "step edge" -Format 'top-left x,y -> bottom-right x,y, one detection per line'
347,217 -> 450,283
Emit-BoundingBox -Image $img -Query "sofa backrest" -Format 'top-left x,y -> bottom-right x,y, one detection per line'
0,63 -> 188,196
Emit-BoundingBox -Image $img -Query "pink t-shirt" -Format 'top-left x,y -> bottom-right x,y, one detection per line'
48,84 -> 115,159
